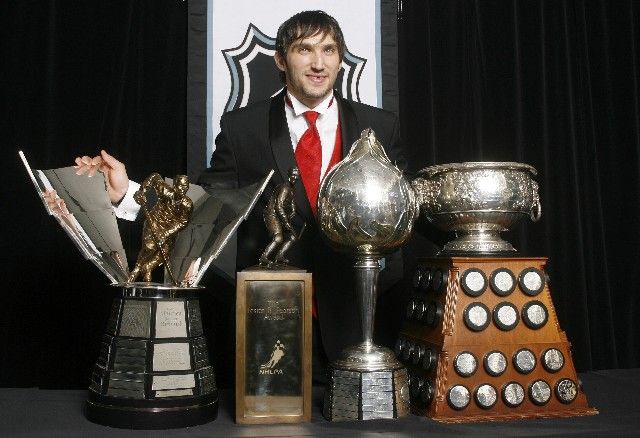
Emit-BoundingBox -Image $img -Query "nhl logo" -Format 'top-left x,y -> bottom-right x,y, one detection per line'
222,24 -> 367,112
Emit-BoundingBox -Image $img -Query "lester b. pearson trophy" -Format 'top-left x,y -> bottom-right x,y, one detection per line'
19,151 -> 272,429
318,129 -> 417,421
235,166 -> 312,424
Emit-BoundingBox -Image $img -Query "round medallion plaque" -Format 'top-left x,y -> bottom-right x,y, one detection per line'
425,301 -> 443,327
474,384 -> 498,409
412,344 -> 425,366
447,385 -> 471,410
464,302 -> 491,332
454,351 -> 478,377
422,348 -> 437,371
555,378 -> 578,404
461,268 -> 487,297
484,351 -> 508,377
420,380 -> 434,405
412,268 -> 424,289
519,267 -> 546,296
502,382 -> 525,407
513,348 -> 536,374
493,302 -> 520,331
401,340 -> 413,362
542,348 -> 565,373
432,268 -> 448,294
394,337 -> 404,357
490,268 -> 516,296
405,299 -> 417,320
410,376 -> 423,399
414,300 -> 427,321
529,380 -> 552,406
420,268 -> 433,292
522,300 -> 549,329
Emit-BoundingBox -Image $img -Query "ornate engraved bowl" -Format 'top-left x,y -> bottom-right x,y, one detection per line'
412,162 -> 541,253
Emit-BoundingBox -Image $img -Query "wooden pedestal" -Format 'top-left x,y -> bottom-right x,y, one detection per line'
396,257 -> 598,423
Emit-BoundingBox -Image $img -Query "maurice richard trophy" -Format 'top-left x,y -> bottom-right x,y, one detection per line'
318,129 -> 417,421
19,151 -> 272,429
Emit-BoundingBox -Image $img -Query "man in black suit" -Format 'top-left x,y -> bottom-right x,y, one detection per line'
74,10 -> 407,380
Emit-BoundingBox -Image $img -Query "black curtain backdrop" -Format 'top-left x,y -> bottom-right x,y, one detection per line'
2,0 -> 639,389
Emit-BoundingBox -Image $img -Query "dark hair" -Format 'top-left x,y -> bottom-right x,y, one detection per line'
276,10 -> 346,63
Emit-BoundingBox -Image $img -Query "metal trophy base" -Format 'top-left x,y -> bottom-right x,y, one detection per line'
323,342 -> 410,421
86,284 -> 218,429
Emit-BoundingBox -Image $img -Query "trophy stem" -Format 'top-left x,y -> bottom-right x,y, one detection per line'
354,256 -> 380,345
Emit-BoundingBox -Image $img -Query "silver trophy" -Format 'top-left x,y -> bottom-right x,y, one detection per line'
19,151 -> 272,429
412,162 -> 542,254
318,129 -> 417,421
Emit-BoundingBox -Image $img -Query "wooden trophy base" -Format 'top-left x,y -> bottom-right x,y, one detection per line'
396,257 -> 598,423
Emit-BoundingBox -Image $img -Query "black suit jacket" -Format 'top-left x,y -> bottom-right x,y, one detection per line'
198,89 -> 406,361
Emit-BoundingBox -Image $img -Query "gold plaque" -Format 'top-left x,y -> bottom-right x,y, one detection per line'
235,269 -> 312,424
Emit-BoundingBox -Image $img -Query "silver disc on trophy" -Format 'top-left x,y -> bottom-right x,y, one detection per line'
412,162 -> 541,254
493,302 -> 520,331
542,348 -> 565,373
555,378 -> 578,404
318,129 -> 417,421
519,267 -> 546,296
529,380 -> 552,406
454,351 -> 478,377
422,348 -> 437,371
490,268 -> 516,296
484,351 -> 508,377
406,299 -> 417,320
522,300 -> 549,329
447,385 -> 471,410
513,348 -> 537,374
432,268 -> 448,294
412,344 -> 426,366
502,382 -> 525,407
410,376 -> 424,399
412,268 -> 424,289
464,302 -> 491,332
461,268 -> 488,297
424,301 -> 442,327
402,340 -> 414,362
394,337 -> 405,357
475,384 -> 498,409
419,380 -> 434,405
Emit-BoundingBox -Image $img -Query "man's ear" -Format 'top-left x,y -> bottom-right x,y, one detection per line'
274,52 -> 286,72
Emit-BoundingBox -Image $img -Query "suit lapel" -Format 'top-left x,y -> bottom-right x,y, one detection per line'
269,89 -> 314,220
336,94 -> 362,159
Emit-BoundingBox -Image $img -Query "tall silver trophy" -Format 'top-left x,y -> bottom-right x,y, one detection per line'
19,151 -> 271,429
318,130 -> 417,421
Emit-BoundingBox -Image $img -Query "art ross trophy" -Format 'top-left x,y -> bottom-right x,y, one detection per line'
19,151 -> 272,429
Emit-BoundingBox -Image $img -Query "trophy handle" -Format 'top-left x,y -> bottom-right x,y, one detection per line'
530,181 -> 542,222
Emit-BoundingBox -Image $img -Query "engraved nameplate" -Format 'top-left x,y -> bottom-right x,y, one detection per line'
155,389 -> 194,398
155,301 -> 188,338
153,342 -> 191,371
152,373 -> 196,390
119,300 -> 151,338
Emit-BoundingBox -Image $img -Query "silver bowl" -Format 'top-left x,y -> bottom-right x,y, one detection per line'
412,162 -> 541,253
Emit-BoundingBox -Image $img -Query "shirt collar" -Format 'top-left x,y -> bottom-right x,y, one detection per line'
286,90 -> 335,117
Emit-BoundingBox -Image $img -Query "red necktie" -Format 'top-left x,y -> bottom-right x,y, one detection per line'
295,111 -> 322,215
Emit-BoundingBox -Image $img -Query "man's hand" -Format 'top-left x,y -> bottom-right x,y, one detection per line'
43,189 -> 70,216
74,150 -> 129,204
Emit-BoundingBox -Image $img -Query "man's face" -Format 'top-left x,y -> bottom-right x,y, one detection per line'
275,32 -> 341,108
175,178 -> 189,197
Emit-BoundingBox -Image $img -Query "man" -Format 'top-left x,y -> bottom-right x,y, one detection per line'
74,10 -> 406,379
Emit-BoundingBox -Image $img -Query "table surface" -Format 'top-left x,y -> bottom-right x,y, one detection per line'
2,368 -> 640,437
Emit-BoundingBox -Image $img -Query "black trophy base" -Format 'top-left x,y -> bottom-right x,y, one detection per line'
85,391 -> 218,429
